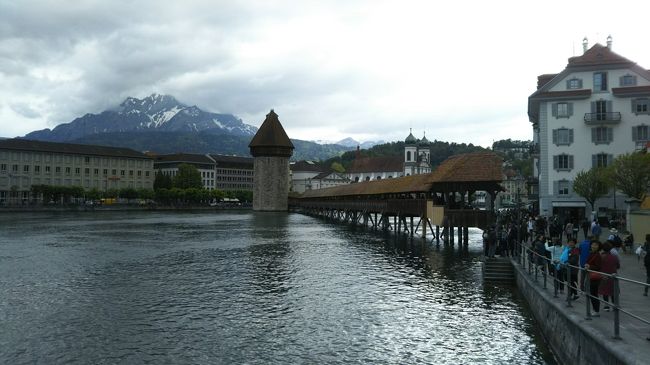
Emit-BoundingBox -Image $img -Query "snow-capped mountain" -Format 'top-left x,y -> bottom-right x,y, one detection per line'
24,94 -> 258,142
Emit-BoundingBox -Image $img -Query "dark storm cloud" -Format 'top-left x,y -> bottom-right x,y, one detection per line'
10,103 -> 40,119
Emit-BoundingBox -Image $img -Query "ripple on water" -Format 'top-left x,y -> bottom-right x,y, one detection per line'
0,211 -> 555,364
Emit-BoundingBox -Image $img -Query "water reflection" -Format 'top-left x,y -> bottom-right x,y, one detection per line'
0,211 -> 555,364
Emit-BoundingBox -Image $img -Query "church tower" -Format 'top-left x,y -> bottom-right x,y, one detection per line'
417,132 -> 431,174
248,110 -> 294,211
404,129 -> 417,176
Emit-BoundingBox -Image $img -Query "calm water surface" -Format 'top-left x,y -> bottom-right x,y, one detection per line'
0,211 -> 556,364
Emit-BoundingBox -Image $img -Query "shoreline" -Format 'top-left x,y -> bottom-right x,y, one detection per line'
0,205 -> 252,213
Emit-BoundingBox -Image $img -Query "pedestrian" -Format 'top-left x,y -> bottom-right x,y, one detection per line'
565,239 -> 580,300
599,241 -> 619,311
546,238 -> 566,292
581,218 -> 590,240
591,219 -> 602,241
578,235 -> 592,290
585,240 -> 603,316
565,220 -> 574,241
527,217 -> 535,243
643,233 -> 650,297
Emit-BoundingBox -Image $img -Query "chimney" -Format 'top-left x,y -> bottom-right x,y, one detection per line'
607,35 -> 613,50
582,37 -> 588,53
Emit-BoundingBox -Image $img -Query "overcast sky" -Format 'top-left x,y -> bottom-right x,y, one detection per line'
1,0 -> 649,147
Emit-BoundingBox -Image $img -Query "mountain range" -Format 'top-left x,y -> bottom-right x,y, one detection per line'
22,94 -> 354,160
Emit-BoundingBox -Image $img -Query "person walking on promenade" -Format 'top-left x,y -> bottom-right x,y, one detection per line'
585,240 -> 603,316
591,219 -> 602,241
578,235 -> 592,290
565,239 -> 580,300
599,241 -> 619,311
547,238 -> 566,292
643,233 -> 650,297
581,218 -> 590,240
527,216 -> 535,243
565,220 -> 574,241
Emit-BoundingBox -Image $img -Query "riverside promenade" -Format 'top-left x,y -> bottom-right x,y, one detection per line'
514,228 -> 650,365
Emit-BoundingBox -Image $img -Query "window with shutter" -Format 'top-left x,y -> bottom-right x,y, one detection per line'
633,98 -> 650,114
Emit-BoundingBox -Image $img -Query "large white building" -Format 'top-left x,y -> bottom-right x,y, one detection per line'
528,37 -> 650,223
289,160 -> 349,193
0,138 -> 154,205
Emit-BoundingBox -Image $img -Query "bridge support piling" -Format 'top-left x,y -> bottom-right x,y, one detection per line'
463,227 -> 469,245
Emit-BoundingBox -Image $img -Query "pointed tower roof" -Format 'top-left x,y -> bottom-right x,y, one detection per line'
405,128 -> 417,144
418,132 -> 430,147
249,109 -> 294,157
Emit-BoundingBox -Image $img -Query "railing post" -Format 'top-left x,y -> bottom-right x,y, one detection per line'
566,264 -> 573,307
553,265 -> 558,298
613,274 -> 621,339
585,269 -> 592,320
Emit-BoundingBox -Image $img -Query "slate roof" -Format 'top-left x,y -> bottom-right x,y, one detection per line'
0,138 -> 150,159
291,160 -> 328,173
155,153 -> 214,164
347,156 -> 403,173
298,152 -> 502,198
248,109 -> 294,157
210,154 -> 253,169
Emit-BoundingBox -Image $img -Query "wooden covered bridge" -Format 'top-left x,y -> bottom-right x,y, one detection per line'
289,152 -> 504,243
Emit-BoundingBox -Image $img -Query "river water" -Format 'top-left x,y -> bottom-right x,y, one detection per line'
0,211 -> 556,364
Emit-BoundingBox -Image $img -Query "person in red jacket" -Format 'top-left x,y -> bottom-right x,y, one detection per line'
584,240 -> 603,316
598,241 -> 619,311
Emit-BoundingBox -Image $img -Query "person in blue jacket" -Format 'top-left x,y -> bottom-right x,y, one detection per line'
578,235 -> 592,290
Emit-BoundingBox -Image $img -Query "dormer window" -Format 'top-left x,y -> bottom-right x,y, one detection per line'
620,75 -> 637,87
566,78 -> 582,89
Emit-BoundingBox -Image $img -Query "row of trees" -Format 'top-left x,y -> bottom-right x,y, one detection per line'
573,151 -> 650,212
28,163 -> 253,205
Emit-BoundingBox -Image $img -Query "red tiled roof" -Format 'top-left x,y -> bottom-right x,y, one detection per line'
567,44 -> 635,67
347,156 -> 403,173
612,86 -> 650,97
537,74 -> 558,89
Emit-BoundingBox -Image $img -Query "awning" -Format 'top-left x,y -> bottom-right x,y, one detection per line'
552,201 -> 586,207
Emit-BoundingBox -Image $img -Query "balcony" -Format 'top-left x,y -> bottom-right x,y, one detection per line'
584,112 -> 621,125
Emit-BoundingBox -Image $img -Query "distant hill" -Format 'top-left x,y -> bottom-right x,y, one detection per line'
67,131 -> 353,161
322,140 -> 488,171
21,94 -> 354,160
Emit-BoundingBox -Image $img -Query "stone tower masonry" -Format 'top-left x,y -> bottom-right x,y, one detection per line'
248,110 -> 294,211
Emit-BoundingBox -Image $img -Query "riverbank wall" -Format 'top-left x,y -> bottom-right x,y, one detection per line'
513,262 -> 634,365
0,205 -> 252,213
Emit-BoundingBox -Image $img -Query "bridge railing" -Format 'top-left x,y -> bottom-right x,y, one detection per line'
290,198 -> 495,230
515,240 -> 650,340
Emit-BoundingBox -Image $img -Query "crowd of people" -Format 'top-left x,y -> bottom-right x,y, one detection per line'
484,211 -> 650,322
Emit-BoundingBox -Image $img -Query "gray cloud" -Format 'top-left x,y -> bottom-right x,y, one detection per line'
10,103 -> 41,119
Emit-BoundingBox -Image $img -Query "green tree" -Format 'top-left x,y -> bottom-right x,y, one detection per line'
172,164 -> 203,189
154,171 -> 173,190
607,151 -> 650,200
573,168 -> 609,213
330,162 -> 345,173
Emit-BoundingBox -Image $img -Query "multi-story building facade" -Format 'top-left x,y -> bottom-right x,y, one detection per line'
210,154 -> 253,191
154,153 -> 217,190
290,160 -> 350,193
528,37 -> 650,223
0,139 -> 154,205
153,153 -> 254,191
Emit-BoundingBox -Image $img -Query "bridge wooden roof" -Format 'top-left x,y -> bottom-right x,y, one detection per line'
298,152 -> 503,198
